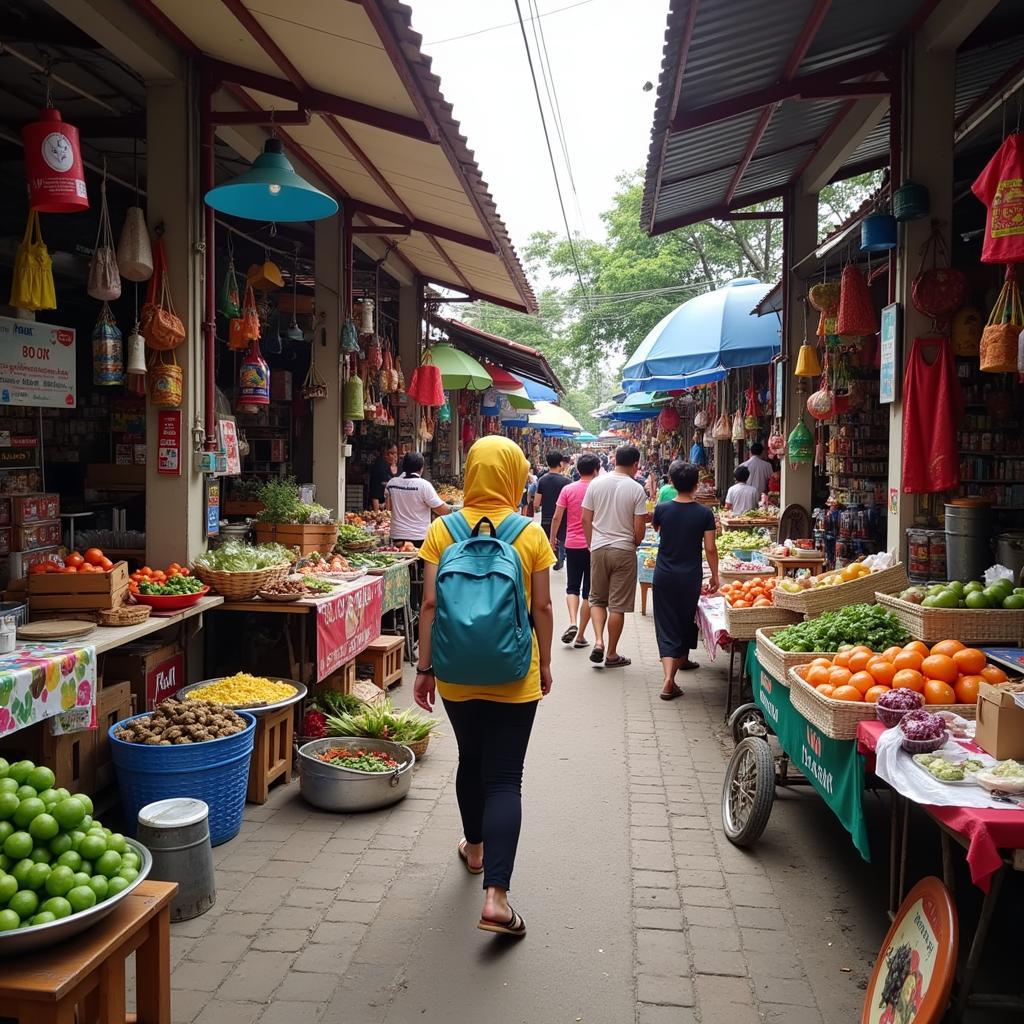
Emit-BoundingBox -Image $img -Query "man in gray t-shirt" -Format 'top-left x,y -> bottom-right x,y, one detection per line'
581,445 -> 648,669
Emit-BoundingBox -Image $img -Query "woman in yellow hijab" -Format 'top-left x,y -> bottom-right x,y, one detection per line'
416,435 -> 554,938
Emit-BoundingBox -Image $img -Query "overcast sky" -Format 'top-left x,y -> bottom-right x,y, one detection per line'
408,0 -> 669,252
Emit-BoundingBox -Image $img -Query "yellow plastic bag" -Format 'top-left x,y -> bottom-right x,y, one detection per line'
9,211 -> 56,311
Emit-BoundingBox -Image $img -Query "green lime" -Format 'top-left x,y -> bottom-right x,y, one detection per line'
11,859 -> 34,886
0,778 -> 18,796
26,767 -> 54,792
0,908 -> 18,930
0,758 -> 7,778
107,833 -> 127,855
0,822 -> 13,846
36,788 -> 59,807
54,788 -> 70,802
66,885 -> 96,913
95,851 -> 121,879
1001,594 -> 1024,610
15,785 -> 38,801
67,830 -> 85,851
78,834 -> 106,861
56,850 -> 81,872
53,798 -> 85,830
12,797 -> 45,828
25,862 -> 50,891
0,872 -> 17,904
79,861 -> 93,876
41,896 -> 71,919
121,852 -> 140,871
117,866 -> 138,883
8,889 -> 38,919
71,793 -> 94,816
45,865 -> 75,896
7,761 -> 34,785
31,911 -> 56,925
28,813 -> 58,842
48,833 -> 72,857
72,872 -> 91,888
88,875 -> 109,902
0,854 -> 9,872
3,831 -> 33,860
106,875 -> 129,898
79,815 -> 93,832
30,847 -> 52,864
965,590 -> 991,609
0,792 -> 17,821
945,580 -> 965,595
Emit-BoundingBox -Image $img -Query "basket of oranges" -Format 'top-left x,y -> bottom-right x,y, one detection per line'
720,578 -> 800,640
786,640 -> 1006,740
754,626 -> 836,685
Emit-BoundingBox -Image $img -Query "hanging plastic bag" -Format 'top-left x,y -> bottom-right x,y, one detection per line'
437,394 -> 451,424
712,413 -> 731,440
140,239 -> 185,350
219,260 -> 241,319
731,410 -> 745,441
87,178 -> 121,301
149,349 -> 183,408
116,206 -> 153,282
343,375 -> 364,420
9,211 -> 56,311
92,304 -> 123,386
341,317 -> 360,353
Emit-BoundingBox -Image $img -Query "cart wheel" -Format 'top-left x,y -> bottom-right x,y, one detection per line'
728,703 -> 767,744
721,737 -> 775,847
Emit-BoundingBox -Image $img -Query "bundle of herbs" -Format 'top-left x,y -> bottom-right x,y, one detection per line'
324,698 -> 437,744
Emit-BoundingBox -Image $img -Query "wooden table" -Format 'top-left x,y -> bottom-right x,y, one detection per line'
766,552 -> 826,577
0,879 -> 177,1024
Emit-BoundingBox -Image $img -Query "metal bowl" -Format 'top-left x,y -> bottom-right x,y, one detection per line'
298,737 -> 414,812
175,678 -> 307,714
0,838 -> 152,956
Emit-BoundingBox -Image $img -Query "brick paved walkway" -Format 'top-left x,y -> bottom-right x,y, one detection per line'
146,603 -> 883,1023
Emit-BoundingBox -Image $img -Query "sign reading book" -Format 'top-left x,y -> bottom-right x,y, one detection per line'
0,316 -> 76,409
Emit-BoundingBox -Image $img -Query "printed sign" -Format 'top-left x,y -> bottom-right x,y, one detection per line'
206,478 -> 220,538
157,410 -> 181,476
218,417 -> 241,476
0,316 -> 76,409
315,578 -> 384,682
147,651 -> 184,708
774,359 -> 784,419
879,302 -> 900,405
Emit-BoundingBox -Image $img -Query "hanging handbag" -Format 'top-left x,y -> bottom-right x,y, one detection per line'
911,226 -> 967,322
140,240 -> 185,350
92,304 -> 124,386
731,410 -> 745,441
9,211 -> 56,311
712,413 -> 731,440
980,266 -> 1024,373
343,374 -> 365,420
148,349 -> 183,408
407,351 -> 445,407
116,206 -> 153,282
219,259 -> 241,319
87,178 -> 121,301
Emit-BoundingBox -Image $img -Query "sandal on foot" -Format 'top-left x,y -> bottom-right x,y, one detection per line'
589,646 -> 605,664
679,660 -> 700,671
660,684 -> 684,701
457,839 -> 483,875
478,906 -> 527,937
560,625 -> 579,644
572,638 -> 590,649
604,656 -> 632,668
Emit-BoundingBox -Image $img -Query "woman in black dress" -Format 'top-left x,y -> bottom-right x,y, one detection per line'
651,461 -> 720,701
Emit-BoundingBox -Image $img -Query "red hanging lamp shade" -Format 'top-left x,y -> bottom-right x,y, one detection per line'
836,265 -> 877,336
23,108 -> 89,213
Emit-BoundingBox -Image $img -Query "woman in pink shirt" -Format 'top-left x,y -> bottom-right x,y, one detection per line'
548,453 -> 600,648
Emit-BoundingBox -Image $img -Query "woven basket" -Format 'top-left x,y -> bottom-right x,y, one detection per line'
99,605 -> 152,626
773,563 -> 909,616
875,592 -> 1024,644
405,735 -> 430,759
191,562 -> 289,601
724,604 -> 800,641
342,539 -> 380,553
755,627 -> 835,686
788,667 -> 975,741
720,568 -> 771,585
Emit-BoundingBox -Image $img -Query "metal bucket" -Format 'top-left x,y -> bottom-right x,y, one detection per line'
298,737 -> 414,813
944,502 -> 993,582
996,531 -> 1024,584
137,798 -> 216,921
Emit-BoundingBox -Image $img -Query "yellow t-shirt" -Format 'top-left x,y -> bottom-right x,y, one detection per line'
419,509 -> 555,703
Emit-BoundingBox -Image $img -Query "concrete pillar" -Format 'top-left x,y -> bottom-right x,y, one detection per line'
144,70 -> 206,567
397,282 -> 419,453
780,189 -> 818,512
887,44 -> 955,555
311,217 -> 345,513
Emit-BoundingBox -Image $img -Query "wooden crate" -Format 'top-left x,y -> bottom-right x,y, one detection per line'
247,705 -> 294,805
356,635 -> 404,689
28,561 -> 130,611
0,721 -> 96,793
94,680 -> 132,793
317,658 -> 357,696
253,523 -> 338,556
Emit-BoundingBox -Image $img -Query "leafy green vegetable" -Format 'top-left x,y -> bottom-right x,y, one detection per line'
138,575 -> 205,596
194,541 -> 292,572
336,524 -> 376,547
717,530 -> 772,554
324,698 -> 438,743
770,603 -> 909,653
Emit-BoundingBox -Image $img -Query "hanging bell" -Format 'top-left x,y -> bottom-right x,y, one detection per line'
286,317 -> 304,342
794,343 -> 822,377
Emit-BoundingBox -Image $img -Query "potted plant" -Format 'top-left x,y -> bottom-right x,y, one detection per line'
253,479 -> 338,555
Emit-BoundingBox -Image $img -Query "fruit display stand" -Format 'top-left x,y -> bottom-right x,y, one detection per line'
876,592 -> 1024,645
772,562 -> 909,616
765,550 -> 827,577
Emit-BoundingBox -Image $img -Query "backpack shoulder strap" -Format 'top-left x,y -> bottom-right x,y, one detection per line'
495,513 -> 531,546
442,511 -> 472,543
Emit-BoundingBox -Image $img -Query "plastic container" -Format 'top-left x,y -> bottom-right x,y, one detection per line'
109,711 -> 255,845
900,731 -> 949,755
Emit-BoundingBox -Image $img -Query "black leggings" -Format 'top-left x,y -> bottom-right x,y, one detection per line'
564,547 -> 591,599
441,698 -> 539,891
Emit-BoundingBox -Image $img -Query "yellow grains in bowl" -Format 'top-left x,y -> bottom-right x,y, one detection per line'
187,673 -> 296,706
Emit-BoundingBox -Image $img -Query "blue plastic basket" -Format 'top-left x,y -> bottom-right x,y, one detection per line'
109,711 -> 256,846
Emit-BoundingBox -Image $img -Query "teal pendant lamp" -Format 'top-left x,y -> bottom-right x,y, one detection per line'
205,138 -> 338,222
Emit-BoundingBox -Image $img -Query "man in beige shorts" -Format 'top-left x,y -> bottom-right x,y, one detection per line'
581,444 -> 648,668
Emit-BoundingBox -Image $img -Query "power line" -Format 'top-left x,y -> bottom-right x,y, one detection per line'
512,0 -> 589,299
425,0 -> 597,46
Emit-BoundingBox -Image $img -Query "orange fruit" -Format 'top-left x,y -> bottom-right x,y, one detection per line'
832,650 -> 852,669
828,666 -> 853,688
952,648 -> 986,676
733,599 -> 750,608
66,552 -> 84,569
864,685 -> 891,704
893,650 -> 924,673
931,639 -> 965,658
810,657 -> 833,668
848,651 -> 872,673
921,654 -> 957,684
851,645 -> 873,655
753,597 -> 772,607
954,675 -> 984,704
867,659 -> 897,687
831,685 -> 864,702
806,664 -> 831,687
849,670 -> 876,695
84,547 -> 105,566
815,684 -> 836,698
923,679 -> 956,705
904,641 -> 930,657
881,646 -> 903,663
981,666 -> 1009,684
892,669 -> 925,692
99,556 -> 113,571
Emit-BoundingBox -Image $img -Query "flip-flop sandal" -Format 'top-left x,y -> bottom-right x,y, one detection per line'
660,684 -> 684,701
572,639 -> 590,649
679,661 -> 700,671
589,647 -> 605,665
604,656 -> 631,668
560,625 -> 578,644
457,839 -> 483,875
478,906 -> 527,937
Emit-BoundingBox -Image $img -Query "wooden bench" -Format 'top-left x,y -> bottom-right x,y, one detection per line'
247,704 -> 294,805
356,634 -> 405,689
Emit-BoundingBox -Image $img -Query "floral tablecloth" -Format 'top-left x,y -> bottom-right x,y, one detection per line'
380,560 -> 413,613
0,644 -> 98,737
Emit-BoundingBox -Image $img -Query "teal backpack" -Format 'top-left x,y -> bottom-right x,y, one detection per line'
432,512 -> 533,685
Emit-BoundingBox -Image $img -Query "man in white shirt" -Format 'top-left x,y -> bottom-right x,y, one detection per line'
385,452 -> 450,544
724,466 -> 759,517
739,442 -> 773,498
581,445 -> 648,669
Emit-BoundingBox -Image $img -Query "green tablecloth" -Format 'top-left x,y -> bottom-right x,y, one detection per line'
746,646 -> 871,861
381,560 -> 412,613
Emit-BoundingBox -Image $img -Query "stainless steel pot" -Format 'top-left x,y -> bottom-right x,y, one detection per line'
298,737 -> 414,813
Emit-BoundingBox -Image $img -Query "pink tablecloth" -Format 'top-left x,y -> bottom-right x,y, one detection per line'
696,595 -> 731,662
858,720 -> 1024,891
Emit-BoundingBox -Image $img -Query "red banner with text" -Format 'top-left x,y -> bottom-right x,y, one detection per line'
315,577 -> 384,681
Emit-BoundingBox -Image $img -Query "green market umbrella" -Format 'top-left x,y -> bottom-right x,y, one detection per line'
426,343 -> 491,391
574,431 -> 598,442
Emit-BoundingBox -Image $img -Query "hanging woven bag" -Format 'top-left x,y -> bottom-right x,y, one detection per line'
116,206 -> 153,282
407,351 -> 445,407
343,374 -> 365,420
807,385 -> 835,421
712,413 -> 731,440
87,178 -> 121,302
808,281 -> 840,337
341,317 -> 360,353
980,266 -> 1024,373
911,226 -> 967,322
731,410 -> 745,441
140,239 -> 185,350
9,210 -> 56,311
658,405 -> 680,432
148,349 -> 183,408
836,265 -> 877,335
92,304 -> 124,386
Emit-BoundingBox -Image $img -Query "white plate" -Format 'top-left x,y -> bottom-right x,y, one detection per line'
910,750 -> 992,786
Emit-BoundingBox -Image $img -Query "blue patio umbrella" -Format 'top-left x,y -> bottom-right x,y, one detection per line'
516,375 -> 559,403
621,278 -> 779,394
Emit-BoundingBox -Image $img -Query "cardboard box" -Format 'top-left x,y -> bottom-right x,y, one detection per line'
975,683 -> 1024,760
13,520 -> 62,551
28,560 -> 129,610
102,640 -> 183,711
11,493 -> 60,524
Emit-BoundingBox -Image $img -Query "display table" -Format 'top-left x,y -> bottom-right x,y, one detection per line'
89,595 -> 223,655
766,552 -> 826,576
0,879 -> 176,1024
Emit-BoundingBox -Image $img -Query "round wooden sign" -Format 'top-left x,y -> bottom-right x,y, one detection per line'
861,876 -> 958,1024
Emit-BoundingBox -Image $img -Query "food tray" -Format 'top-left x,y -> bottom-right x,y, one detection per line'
755,627 -> 835,685
772,563 -> 909,615
256,590 -> 306,602
910,752 -> 988,787
875,592 -> 1024,645
132,586 -> 210,611
175,678 -> 307,714
788,666 -> 975,741
723,604 -> 800,641
0,838 -> 152,955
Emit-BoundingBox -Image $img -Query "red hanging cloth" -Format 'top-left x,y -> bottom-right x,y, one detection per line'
901,337 -> 963,493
